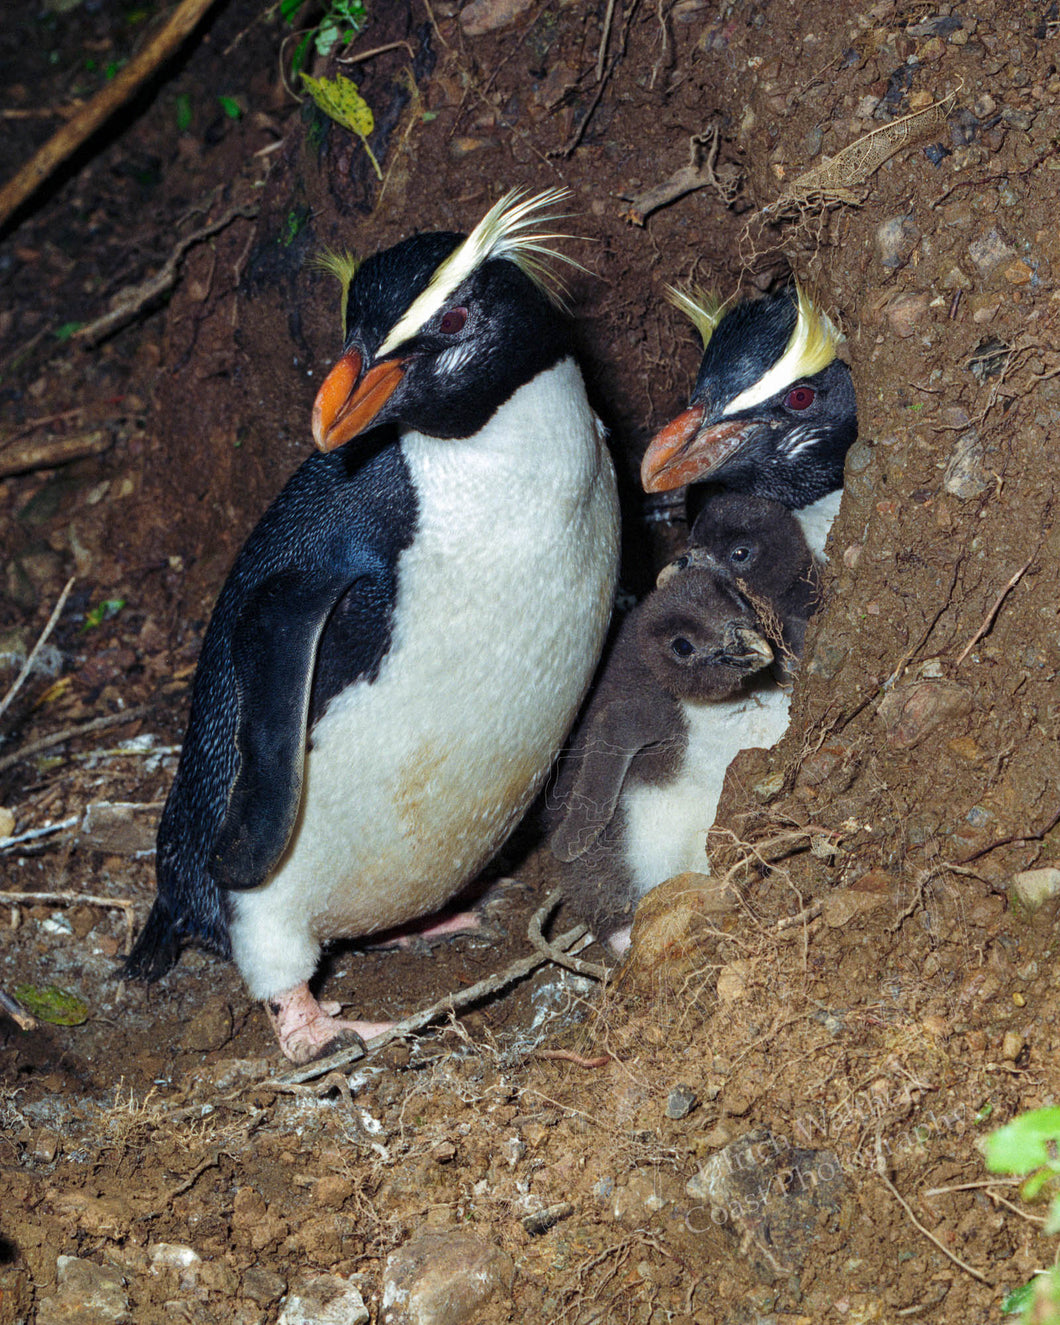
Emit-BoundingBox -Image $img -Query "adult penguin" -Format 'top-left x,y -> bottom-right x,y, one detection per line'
640,286 -> 857,559
124,190 -> 620,1063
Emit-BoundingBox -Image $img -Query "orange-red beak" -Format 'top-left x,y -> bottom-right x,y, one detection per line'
640,405 -> 754,494
311,348 -> 407,453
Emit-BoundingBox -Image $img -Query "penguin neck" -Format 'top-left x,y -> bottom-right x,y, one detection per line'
398,356 -> 606,520
793,489 -> 842,561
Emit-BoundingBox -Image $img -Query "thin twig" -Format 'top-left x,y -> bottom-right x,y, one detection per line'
337,40 -> 415,64
874,1135 -> 992,1286
954,556 -> 1034,667
273,900 -> 590,1086
0,577 -> 74,722
0,0 -> 222,230
0,819 -> 78,850
0,702 -> 160,776
596,0 -> 616,81
0,889 -> 138,954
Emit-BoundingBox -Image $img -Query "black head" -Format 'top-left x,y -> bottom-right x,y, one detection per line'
636,567 -> 774,703
312,191 -> 576,450
687,492 -> 818,608
642,287 -> 858,509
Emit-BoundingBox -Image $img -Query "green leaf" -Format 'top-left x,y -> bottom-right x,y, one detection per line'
984,1108 -> 1060,1175
280,0 -> 307,22
1002,1282 -> 1035,1314
175,93 -> 192,133
81,598 -> 126,632
301,72 -> 381,179
54,322 -> 84,341
218,95 -> 243,120
14,984 -> 89,1026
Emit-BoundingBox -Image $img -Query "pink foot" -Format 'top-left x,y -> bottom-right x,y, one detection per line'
265,982 -> 394,1064
371,908 -> 485,952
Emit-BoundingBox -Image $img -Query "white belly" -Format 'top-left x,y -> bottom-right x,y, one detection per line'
230,359 -> 619,998
795,489 -> 842,561
621,681 -> 791,897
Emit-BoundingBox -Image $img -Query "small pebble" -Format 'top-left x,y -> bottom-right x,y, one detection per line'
522,1202 -> 573,1236
1001,1031 -> 1025,1062
666,1084 -> 698,1120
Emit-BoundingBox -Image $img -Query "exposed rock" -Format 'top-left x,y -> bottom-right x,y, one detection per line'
179,1002 -> 234,1053
875,214 -> 920,268
666,1084 -> 698,1120
521,1202 -> 573,1235
943,429 -> 990,498
278,1274 -> 369,1325
876,680 -> 973,749
968,227 -> 1017,276
1010,868 -> 1060,912
821,888 -> 889,928
459,0 -> 536,36
1002,1031 -> 1025,1062
35,1256 -> 130,1325
685,1130 -> 845,1280
883,291 -> 930,338
622,873 -> 737,993
79,801 -> 159,855
382,1230 -> 513,1324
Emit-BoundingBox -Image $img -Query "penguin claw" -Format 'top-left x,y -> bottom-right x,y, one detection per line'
266,982 -> 394,1064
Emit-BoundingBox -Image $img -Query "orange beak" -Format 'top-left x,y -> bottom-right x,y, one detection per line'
640,406 -> 754,494
311,349 -> 407,453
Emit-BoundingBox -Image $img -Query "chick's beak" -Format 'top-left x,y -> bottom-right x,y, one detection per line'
640,405 -> 755,494
726,625 -> 774,671
311,348 -> 407,452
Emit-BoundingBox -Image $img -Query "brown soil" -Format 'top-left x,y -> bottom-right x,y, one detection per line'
2,0 -> 1059,1321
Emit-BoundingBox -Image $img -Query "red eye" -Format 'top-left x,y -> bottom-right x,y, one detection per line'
439,307 -> 467,335
785,385 -> 816,410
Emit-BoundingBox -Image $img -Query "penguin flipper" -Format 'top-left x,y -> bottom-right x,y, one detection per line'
550,703 -> 650,863
211,567 -> 353,891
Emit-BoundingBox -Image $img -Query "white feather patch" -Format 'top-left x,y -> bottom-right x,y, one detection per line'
377,188 -> 579,359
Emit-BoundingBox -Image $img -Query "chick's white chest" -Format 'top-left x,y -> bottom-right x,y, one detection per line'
621,681 -> 791,896
229,359 -> 619,994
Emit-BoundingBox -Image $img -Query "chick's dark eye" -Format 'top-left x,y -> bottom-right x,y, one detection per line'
671,637 -> 695,659
785,385 -> 816,411
439,307 -> 468,335
729,544 -> 752,564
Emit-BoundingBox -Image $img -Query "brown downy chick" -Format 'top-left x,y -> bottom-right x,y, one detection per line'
547,567 -> 778,955
666,491 -> 822,675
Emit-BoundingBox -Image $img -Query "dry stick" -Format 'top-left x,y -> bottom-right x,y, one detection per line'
0,989 -> 38,1031
0,702 -> 159,776
274,905 -> 590,1086
0,431 -> 112,479
953,556 -> 1034,667
0,890 -> 138,954
874,1136 -> 992,1286
0,0 -> 222,230
0,577 -> 74,723
75,204 -> 259,346
527,886 -> 609,980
